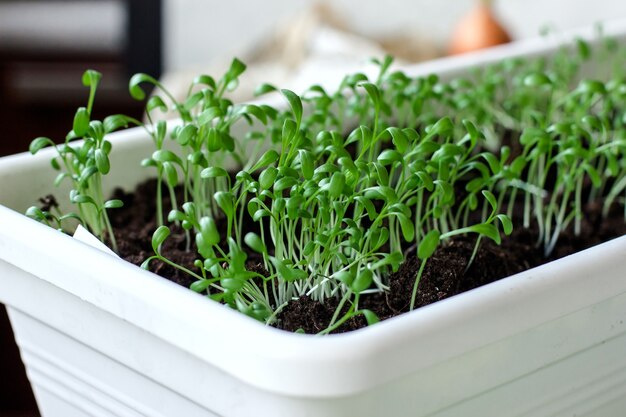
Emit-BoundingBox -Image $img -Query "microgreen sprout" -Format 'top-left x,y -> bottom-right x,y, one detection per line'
28,70 -> 129,252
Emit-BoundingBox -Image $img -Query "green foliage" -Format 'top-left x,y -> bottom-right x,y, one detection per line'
26,70 -> 137,251
29,34 -> 626,333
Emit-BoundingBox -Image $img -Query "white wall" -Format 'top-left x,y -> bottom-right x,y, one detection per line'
163,0 -> 626,72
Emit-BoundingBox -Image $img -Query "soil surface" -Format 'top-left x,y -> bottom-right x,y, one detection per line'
106,179 -> 626,334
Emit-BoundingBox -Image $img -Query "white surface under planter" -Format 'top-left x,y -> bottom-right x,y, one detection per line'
1,20 -> 626,417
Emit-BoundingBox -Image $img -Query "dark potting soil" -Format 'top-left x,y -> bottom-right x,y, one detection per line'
106,179 -> 626,334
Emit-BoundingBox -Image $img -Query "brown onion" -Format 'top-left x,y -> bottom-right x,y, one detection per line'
448,0 -> 512,55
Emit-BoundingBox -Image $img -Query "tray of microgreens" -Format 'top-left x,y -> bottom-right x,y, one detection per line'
26,36 -> 626,334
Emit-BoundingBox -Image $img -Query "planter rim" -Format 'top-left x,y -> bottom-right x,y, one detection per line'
2,203 -> 625,398
2,18 -> 626,399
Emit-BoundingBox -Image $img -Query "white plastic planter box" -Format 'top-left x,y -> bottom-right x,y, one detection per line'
2,21 -> 626,417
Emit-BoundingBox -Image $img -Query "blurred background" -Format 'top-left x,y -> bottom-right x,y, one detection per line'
1,0 -> 626,415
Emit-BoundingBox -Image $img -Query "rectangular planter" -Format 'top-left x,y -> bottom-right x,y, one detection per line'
2,20 -> 626,417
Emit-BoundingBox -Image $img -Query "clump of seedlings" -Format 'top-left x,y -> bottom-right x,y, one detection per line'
28,35 -> 626,333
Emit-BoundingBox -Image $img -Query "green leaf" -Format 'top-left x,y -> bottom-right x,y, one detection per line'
370,227 -> 389,250
435,180 -> 454,205
151,225 -> 170,254
274,177 -> 298,192
147,95 -> 168,113
104,116 -> 129,134
373,54 -> 394,75
244,232 -> 266,254
482,190 -> 498,211
190,279 -> 211,293
129,73 -> 160,101
104,199 -> 123,209
54,172 -> 69,187
427,117 -> 454,137
523,72 -> 552,87
153,121 -> 166,147
214,191 -> 234,217
201,166 -> 228,179
355,196 -> 377,221
254,83 -> 277,96
378,149 -> 403,165
252,149 -> 280,171
370,251 -> 403,272
334,270 -> 355,286
434,143 -> 464,159
286,195 -> 305,220
152,150 -> 183,166
299,149 -> 314,180
469,223 -> 501,244
303,240 -> 316,256
363,186 -> 397,203
140,258 -> 154,270
203,258 -> 219,272
177,124 -> 197,146
510,156 -> 527,175
168,210 -> 186,222
198,106 -> 223,125
386,127 -> 409,153
395,213 -> 415,242
50,158 -> 61,170
78,166 -> 98,185
183,91 -> 203,110
259,167 -> 278,190
359,82 -> 381,110
416,139 -> 440,155
252,209 -> 271,221
182,202 -> 197,217
576,38 -> 591,60
462,119 -> 479,140
193,74 -> 216,90
361,309 -> 380,326
418,230 -> 440,260
581,115 -> 601,130
328,172 -> 345,198
259,104 -> 278,120
95,149 -> 110,174
583,162 -> 602,188
187,151 -> 207,167
199,217 -> 220,246
25,206 -> 46,221
496,214 -> 513,235
59,213 -> 83,223
270,257 -> 307,281
467,193 -> 478,210
141,158 -> 158,168
481,153 -> 501,175
221,278 -> 244,292
281,89 -> 303,125
73,107 -> 90,137
344,72 -> 369,87
226,57 -> 246,82
416,171 -> 434,191
163,162 -> 179,187
29,137 -> 55,154
87,120 -> 105,142
272,197 -> 287,213
195,234 -> 211,259
240,104 -> 267,125
82,69 -> 102,88
578,79 -> 606,95
352,269 -> 373,293
207,127 -> 221,152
